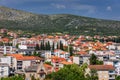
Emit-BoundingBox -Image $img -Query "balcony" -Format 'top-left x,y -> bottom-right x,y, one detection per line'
109,76 -> 115,80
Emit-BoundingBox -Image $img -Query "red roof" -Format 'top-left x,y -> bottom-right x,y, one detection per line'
26,44 -> 36,47
7,54 -> 42,61
44,64 -> 52,69
60,61 -> 73,65
51,56 -> 65,63
88,65 -> 115,70
77,51 -> 87,55
2,38 -> 9,42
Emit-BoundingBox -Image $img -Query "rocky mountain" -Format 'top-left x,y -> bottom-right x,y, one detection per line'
0,6 -> 120,36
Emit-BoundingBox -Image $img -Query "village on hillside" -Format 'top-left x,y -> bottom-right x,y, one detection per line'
0,28 -> 120,80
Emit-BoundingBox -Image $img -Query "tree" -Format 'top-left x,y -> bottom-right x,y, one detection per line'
60,41 -> 64,50
35,44 -> 40,50
69,46 -> 73,56
16,43 -> 19,49
45,61 -> 52,66
116,76 -> 120,80
52,42 -> 55,51
31,75 -> 36,80
47,41 -> 51,50
0,42 -> 3,46
45,42 -> 48,50
40,41 -> 45,50
33,51 -> 39,56
0,75 -> 25,80
90,54 -> 97,65
40,42 -> 43,50
45,41 -> 50,50
90,54 -> 103,65
42,41 -> 45,50
57,43 -> 59,49
90,69 -> 98,80
45,64 -> 88,80
86,69 -> 98,80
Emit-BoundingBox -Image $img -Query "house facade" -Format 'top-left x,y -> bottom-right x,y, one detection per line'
0,63 -> 9,77
86,65 -> 116,80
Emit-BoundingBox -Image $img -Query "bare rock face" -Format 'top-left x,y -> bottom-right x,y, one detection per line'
0,6 -> 36,21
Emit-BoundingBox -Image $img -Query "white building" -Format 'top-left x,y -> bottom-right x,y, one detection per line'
54,49 -> 70,59
0,63 -> 9,77
0,56 -> 13,68
0,46 -> 14,54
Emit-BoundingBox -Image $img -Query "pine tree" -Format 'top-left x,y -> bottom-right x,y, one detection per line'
52,42 -> 55,51
60,41 -> 64,50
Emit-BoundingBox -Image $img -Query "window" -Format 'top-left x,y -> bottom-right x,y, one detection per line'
109,75 -> 113,77
109,71 -> 114,73
1,66 -> 4,68
1,71 -> 4,75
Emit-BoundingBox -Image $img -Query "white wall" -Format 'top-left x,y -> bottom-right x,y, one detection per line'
0,66 -> 9,77
0,56 -> 13,67
73,56 -> 79,65
22,60 -> 31,69
18,45 -> 27,49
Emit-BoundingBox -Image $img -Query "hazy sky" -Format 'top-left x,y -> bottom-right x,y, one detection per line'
0,0 -> 120,20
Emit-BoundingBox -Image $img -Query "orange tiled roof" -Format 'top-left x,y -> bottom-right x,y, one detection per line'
47,36 -> 54,39
88,65 -> 115,70
7,54 -> 37,60
2,38 -> 9,42
19,56 -> 35,60
7,54 -> 23,58
44,64 -> 52,69
60,61 -> 73,65
51,56 -> 66,62
54,49 -> 59,52
107,42 -> 113,45
61,51 -> 66,54
77,51 -> 87,55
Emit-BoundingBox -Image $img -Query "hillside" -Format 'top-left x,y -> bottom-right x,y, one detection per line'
0,6 -> 120,36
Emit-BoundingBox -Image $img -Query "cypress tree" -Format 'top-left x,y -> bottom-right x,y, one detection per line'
45,42 -> 48,50
69,46 -> 73,56
42,40 -> 45,50
52,42 -> 55,51
60,41 -> 64,50
35,44 -> 39,50
47,41 -> 50,50
57,42 -> 59,49
40,42 -> 43,50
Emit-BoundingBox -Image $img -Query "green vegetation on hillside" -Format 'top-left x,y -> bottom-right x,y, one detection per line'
0,6 -> 120,36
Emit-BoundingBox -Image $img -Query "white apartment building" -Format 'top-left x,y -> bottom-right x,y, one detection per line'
0,63 -> 9,77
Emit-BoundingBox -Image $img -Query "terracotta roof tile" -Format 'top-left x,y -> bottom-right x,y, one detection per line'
7,54 -> 42,60
88,65 -> 115,70
44,64 -> 52,69
60,61 -> 73,65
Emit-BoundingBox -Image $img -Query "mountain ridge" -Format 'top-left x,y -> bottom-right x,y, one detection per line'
0,6 -> 120,36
